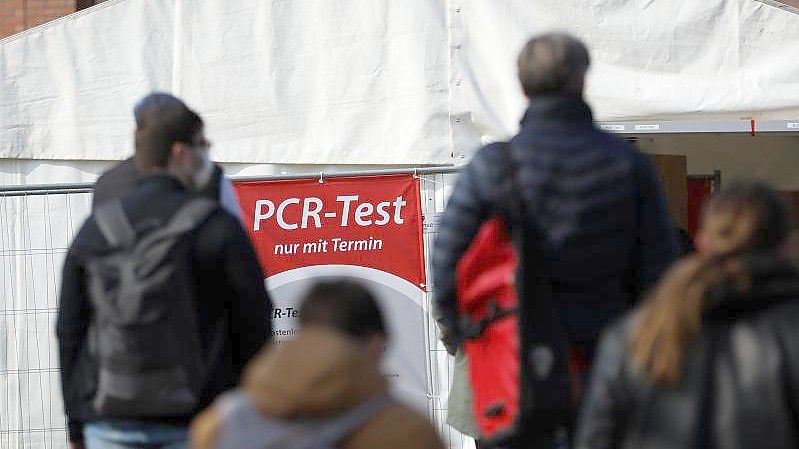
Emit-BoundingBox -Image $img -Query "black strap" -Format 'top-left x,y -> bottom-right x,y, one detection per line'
495,142 -> 573,449
627,153 -> 642,305
94,200 -> 136,248
461,301 -> 519,339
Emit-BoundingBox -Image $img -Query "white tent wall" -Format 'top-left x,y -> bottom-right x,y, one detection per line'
0,0 -> 177,161
0,0 -> 454,165
0,159 -> 415,185
448,0 -> 799,159
2,0 -> 799,165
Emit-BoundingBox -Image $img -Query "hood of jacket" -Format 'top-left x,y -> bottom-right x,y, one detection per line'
705,254 -> 799,320
240,326 -> 387,419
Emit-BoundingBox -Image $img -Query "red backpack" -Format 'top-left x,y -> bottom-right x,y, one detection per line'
456,216 -> 519,438
454,143 -> 583,448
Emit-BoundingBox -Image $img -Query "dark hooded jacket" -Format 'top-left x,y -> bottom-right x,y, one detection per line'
58,175 -> 271,442
433,95 -> 677,357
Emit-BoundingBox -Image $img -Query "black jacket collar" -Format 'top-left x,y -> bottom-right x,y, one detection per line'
138,174 -> 186,193
520,94 -> 594,128
705,255 -> 799,320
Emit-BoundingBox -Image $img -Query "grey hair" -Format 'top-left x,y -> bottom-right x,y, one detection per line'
517,33 -> 590,97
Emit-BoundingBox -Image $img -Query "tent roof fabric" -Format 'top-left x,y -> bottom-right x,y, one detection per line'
1,0 -> 798,164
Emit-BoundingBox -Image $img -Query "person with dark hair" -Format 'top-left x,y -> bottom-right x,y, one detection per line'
190,280 -> 444,449
300,281 -> 387,338
57,93 -> 271,449
92,93 -> 241,220
576,181 -> 799,449
433,32 -> 677,443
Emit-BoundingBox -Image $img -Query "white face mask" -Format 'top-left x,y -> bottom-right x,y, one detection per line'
191,149 -> 214,191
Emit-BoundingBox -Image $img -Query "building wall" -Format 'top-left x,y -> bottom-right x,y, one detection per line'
775,0 -> 799,8
0,0 -> 104,39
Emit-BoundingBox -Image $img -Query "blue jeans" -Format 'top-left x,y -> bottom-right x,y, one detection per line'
84,422 -> 188,449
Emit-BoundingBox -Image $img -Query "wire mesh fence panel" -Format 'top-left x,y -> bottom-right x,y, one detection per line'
419,172 -> 477,449
0,191 -> 92,449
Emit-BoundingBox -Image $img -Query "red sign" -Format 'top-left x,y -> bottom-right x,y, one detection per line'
234,175 -> 426,289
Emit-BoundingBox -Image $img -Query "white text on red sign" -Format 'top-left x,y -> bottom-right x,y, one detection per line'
252,195 -> 408,231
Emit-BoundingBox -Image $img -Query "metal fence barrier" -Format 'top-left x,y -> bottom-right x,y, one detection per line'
1,188 -> 93,449
0,167 -> 472,449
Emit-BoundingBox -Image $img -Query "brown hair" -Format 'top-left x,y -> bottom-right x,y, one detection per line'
300,280 -> 387,339
630,181 -> 792,384
133,93 -> 203,170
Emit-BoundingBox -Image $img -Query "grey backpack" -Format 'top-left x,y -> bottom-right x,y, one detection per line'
214,391 -> 389,449
86,198 -> 217,417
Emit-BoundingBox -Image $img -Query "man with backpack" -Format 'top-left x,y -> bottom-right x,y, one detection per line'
432,33 -> 677,446
189,280 -> 445,449
57,95 -> 272,449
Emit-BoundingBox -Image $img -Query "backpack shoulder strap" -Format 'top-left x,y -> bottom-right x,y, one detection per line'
497,140 -> 574,446
133,198 -> 218,251
94,200 -> 136,247
168,198 -> 218,232
497,141 -> 522,226
627,152 -> 643,303
318,394 -> 390,445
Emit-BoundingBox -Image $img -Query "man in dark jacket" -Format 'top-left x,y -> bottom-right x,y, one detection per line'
57,95 -> 271,449
433,33 -> 677,364
92,93 -> 242,220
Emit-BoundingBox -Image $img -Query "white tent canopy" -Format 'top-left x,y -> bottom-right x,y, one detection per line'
1,0 -> 799,168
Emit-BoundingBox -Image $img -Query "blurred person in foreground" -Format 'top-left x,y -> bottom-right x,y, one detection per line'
190,281 -> 444,449
58,95 -> 271,449
92,92 -> 242,220
432,32 -> 677,443
576,181 -> 799,449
